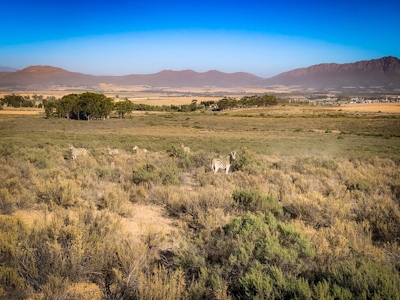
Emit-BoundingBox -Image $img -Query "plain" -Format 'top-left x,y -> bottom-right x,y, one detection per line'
0,104 -> 400,299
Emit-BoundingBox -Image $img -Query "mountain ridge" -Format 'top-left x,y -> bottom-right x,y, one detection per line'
266,56 -> 400,90
1,56 -> 399,91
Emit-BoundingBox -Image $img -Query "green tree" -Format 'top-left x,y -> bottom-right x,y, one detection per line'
74,92 -> 114,121
57,94 -> 79,119
1,94 -> 34,108
44,101 -> 56,119
114,99 -> 134,118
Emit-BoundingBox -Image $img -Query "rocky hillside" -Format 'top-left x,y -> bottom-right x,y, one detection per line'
265,56 -> 400,90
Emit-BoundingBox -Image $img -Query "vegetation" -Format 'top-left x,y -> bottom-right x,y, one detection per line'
0,105 -> 399,299
1,92 -> 280,120
0,94 -> 35,108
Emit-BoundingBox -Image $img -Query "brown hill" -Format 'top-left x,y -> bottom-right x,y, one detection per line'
0,66 -> 100,88
0,66 -> 265,89
266,56 -> 400,90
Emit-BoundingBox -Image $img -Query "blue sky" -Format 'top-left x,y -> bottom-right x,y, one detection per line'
1,0 -> 399,78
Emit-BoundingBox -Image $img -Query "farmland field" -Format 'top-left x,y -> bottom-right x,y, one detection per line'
1,104 -> 400,299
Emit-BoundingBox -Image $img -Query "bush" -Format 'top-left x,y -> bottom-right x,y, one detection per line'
232,189 -> 283,217
231,148 -> 265,173
132,163 -> 180,187
176,212 -> 315,299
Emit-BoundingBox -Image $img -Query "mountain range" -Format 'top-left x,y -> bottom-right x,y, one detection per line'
0,56 -> 399,92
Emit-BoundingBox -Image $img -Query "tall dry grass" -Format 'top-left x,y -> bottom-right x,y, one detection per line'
0,109 -> 399,298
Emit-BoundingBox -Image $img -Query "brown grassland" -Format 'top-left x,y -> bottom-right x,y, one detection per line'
0,102 -> 400,299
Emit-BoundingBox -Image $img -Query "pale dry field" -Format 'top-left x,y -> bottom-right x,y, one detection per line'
0,108 -> 43,115
337,102 -> 400,113
1,102 -> 400,115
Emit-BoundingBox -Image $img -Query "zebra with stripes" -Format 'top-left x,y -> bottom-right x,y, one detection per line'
133,146 -> 148,153
181,143 -> 190,153
69,144 -> 88,160
107,146 -> 119,156
212,151 -> 236,174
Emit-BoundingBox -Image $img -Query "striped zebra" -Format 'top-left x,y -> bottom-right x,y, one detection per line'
181,143 -> 190,153
212,151 -> 236,174
69,144 -> 88,160
133,145 -> 148,153
107,146 -> 119,156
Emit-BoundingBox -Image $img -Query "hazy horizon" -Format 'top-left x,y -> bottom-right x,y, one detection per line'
1,0 -> 399,78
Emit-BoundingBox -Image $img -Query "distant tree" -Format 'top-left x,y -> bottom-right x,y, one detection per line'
57,94 -> 79,119
200,100 -> 216,108
32,94 -> 43,101
114,99 -> 135,118
217,97 -> 237,110
190,99 -> 198,111
72,92 -> 114,121
1,94 -> 34,107
44,101 -> 56,119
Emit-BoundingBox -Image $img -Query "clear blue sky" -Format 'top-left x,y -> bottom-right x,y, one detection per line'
1,0 -> 399,78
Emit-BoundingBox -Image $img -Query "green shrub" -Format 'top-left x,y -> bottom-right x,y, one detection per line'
231,148 -> 265,172
177,212 -> 315,299
309,257 -> 400,299
232,189 -> 283,217
132,163 -> 181,187
345,178 -> 372,194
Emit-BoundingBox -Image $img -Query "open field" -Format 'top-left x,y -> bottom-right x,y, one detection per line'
1,104 -> 400,299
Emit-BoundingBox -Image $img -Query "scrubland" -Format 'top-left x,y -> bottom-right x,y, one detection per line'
0,105 -> 400,299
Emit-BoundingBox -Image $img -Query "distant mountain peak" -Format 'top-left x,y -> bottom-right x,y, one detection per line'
0,66 -> 18,72
18,65 -> 69,74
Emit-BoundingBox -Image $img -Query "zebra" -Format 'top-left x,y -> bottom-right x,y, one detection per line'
107,146 -> 119,156
181,143 -> 190,153
212,151 -> 236,174
69,144 -> 88,160
132,146 -> 148,153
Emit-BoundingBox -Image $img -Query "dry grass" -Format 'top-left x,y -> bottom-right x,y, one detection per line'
1,103 -> 399,298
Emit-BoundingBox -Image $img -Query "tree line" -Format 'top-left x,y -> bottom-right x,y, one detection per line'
1,92 -> 278,119
0,94 -> 35,108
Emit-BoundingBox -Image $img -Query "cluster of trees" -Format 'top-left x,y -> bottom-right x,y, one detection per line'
201,94 -> 278,110
44,92 -> 115,120
42,92 -> 279,120
1,92 -> 278,118
0,94 -> 35,108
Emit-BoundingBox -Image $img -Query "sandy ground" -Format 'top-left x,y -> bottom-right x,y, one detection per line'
0,108 -> 44,114
13,204 -> 178,251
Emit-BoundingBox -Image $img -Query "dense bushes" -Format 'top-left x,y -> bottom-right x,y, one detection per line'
0,94 -> 34,108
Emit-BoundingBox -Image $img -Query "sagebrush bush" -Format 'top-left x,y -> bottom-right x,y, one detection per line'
232,189 -> 283,217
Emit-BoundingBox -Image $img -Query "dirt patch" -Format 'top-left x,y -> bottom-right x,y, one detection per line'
13,204 -> 179,251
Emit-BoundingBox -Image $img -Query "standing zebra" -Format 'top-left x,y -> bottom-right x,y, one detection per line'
212,151 -> 236,174
69,144 -> 88,160
181,143 -> 190,153
133,146 -> 148,153
107,146 -> 119,156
